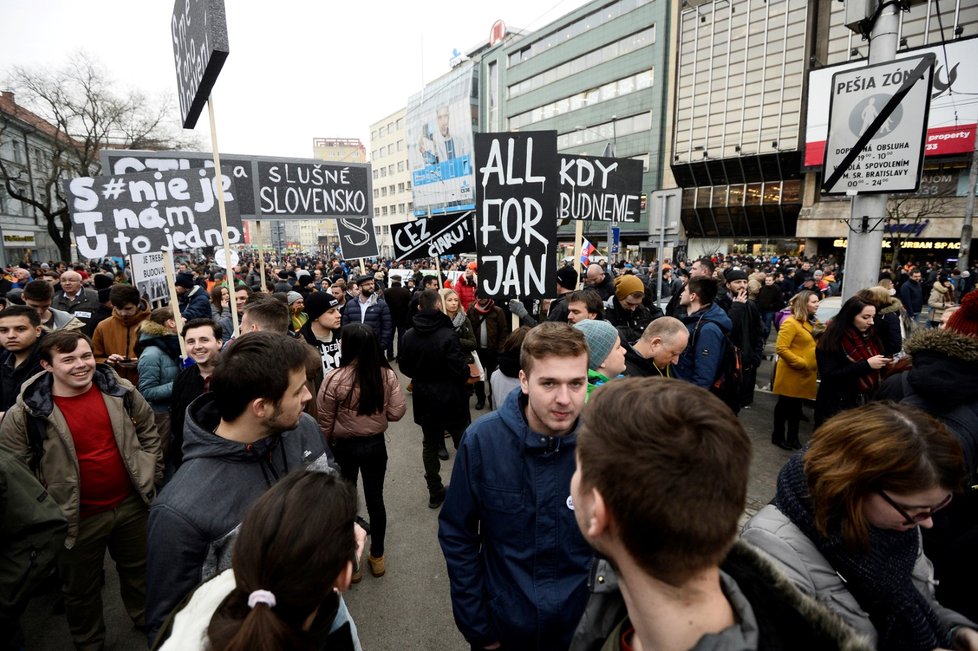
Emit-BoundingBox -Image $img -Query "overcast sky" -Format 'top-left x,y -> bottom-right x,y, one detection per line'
0,0 -> 589,160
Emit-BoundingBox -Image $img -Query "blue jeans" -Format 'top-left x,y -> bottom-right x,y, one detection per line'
760,311 -> 776,340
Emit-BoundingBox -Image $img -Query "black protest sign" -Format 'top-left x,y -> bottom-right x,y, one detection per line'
64,169 -> 243,259
256,159 -> 373,219
102,151 -> 256,216
559,155 -> 643,223
391,212 -> 476,260
336,218 -> 379,259
475,131 -> 558,300
171,0 -> 229,129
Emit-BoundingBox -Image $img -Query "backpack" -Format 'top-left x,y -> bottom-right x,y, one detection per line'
691,317 -> 745,414
0,448 -> 67,617
773,307 -> 793,331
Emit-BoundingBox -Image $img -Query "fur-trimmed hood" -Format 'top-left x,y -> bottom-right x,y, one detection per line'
903,327 -> 978,406
879,297 -> 905,316
139,319 -> 172,338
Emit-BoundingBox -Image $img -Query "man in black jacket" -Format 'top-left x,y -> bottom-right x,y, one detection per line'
0,306 -> 44,416
899,267 -> 925,324
399,289 -> 470,508
383,276 -> 412,361
716,268 -> 764,408
341,274 -> 392,351
604,274 -> 662,345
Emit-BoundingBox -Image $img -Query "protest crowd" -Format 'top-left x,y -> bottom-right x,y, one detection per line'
1,246 -> 978,651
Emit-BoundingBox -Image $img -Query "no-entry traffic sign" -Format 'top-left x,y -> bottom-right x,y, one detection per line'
821,53 -> 935,195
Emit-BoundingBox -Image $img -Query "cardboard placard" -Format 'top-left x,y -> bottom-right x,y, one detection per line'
558,155 -> 644,223
171,0 -> 229,129
475,131 -> 558,300
391,212 -> 476,260
130,251 -> 173,304
336,218 -> 379,259
102,152 -> 257,217
256,159 -> 373,219
64,168 -> 243,258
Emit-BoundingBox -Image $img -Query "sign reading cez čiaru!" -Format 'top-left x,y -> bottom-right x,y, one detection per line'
475,131 -> 558,301
64,168 -> 242,259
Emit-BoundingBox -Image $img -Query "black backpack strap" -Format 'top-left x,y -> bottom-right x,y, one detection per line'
25,412 -> 48,477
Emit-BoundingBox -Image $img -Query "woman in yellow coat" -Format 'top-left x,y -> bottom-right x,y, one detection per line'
772,290 -> 821,450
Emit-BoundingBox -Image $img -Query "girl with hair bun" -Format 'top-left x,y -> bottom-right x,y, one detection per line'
158,470 -> 362,650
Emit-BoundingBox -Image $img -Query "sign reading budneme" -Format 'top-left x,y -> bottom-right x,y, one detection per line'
130,251 -> 173,303
475,131 -> 558,300
559,155 -> 643,222
391,212 -> 476,260
822,54 -> 935,195
65,169 -> 243,259
337,219 -> 379,259
171,0 -> 229,129
256,159 -> 373,219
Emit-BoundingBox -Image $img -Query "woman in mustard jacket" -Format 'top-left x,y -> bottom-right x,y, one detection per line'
772,290 -> 821,450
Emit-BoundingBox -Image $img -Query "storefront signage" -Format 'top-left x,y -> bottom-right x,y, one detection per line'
2,231 -> 36,248
832,238 -> 958,249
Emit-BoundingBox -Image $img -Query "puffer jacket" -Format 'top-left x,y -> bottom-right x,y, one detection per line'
0,365 -> 162,548
876,297 -> 908,356
399,309 -> 470,428
136,320 -> 181,411
741,503 -> 976,646
178,285 -> 211,321
317,365 -> 406,440
146,392 -> 336,642
570,542 -> 875,651
91,300 -> 151,384
341,294 -> 392,350
927,281 -> 952,323
438,389 -> 591,650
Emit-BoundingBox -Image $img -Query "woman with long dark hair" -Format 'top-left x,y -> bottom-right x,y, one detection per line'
771,290 -> 821,450
743,404 -> 978,650
317,323 -> 405,581
160,469 -> 362,650
814,295 -> 890,426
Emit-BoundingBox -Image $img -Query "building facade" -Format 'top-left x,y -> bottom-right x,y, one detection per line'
670,0 -> 978,262
0,90 -> 70,265
478,0 -> 672,260
369,109 -> 413,257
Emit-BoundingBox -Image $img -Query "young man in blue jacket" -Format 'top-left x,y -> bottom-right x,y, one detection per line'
439,321 -> 592,651
677,276 -> 731,390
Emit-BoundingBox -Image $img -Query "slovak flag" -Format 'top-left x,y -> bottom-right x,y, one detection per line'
581,239 -> 596,265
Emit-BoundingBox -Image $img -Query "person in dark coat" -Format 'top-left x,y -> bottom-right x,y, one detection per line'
899,267 -> 925,323
175,272 -> 211,321
382,276 -> 412,361
857,286 -> 908,357
546,266 -> 579,323
398,289 -> 470,508
467,297 -> 509,410
756,273 -> 786,340
603,274 -> 662,345
168,319 -> 222,473
0,306 -> 45,415
340,275 -> 392,351
716,268 -> 765,408
583,264 -> 615,301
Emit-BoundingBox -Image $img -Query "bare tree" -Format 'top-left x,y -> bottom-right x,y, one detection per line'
0,53 -> 199,262
885,189 -> 956,275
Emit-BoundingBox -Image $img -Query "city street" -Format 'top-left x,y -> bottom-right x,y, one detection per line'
21,354 -> 807,650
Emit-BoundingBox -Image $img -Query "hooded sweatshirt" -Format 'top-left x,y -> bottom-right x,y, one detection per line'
145,393 -> 337,642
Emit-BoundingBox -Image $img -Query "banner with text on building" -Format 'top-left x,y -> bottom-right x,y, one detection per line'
805,38 -> 978,168
406,60 -> 477,217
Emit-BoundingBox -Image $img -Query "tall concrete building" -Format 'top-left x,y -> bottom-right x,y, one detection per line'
670,0 -> 978,261
477,0 -> 672,259
369,109 -> 413,257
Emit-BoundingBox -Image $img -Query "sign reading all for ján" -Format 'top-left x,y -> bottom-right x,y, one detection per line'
171,0 -> 229,129
475,131 -> 558,301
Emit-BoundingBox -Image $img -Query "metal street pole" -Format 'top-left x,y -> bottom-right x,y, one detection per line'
656,193 -> 668,302
960,136 -> 977,270
840,2 -> 899,300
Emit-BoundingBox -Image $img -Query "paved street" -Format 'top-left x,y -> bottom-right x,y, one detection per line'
21,352 -> 809,650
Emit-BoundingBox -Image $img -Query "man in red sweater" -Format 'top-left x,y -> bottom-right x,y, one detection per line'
0,330 -> 161,649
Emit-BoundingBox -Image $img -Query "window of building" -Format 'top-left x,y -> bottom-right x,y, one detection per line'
381,187 -> 388,197
397,161 -> 405,172
373,189 -> 379,198
380,168 -> 387,178
373,169 -> 378,179
398,182 -> 405,192
510,69 -> 654,130
382,206 -> 388,216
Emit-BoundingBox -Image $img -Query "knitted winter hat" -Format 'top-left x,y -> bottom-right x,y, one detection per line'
574,319 -> 620,371
304,292 -> 340,321
946,291 -> 978,339
556,266 -> 579,291
724,268 -> 749,282
175,272 -> 195,289
614,274 -> 645,302
287,291 -> 303,306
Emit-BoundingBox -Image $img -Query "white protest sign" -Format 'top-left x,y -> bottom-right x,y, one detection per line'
130,251 -> 174,304
822,54 -> 935,195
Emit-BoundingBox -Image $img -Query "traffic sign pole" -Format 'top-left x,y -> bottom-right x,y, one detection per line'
841,1 -> 900,301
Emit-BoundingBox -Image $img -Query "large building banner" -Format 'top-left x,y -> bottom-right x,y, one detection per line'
406,60 -> 477,217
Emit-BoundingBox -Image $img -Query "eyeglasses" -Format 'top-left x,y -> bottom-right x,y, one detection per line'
877,490 -> 952,525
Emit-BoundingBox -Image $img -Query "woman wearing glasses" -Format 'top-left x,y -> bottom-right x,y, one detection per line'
742,403 -> 978,650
